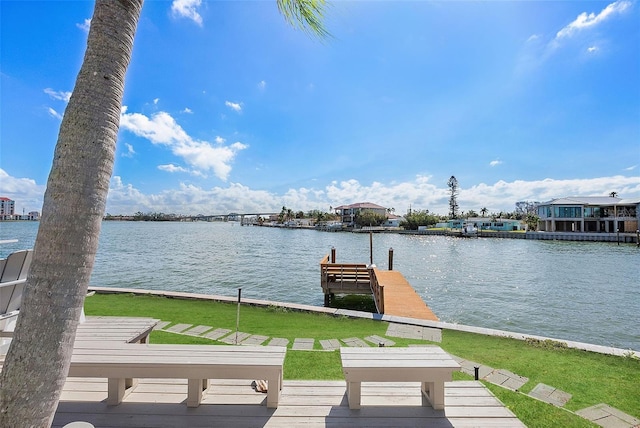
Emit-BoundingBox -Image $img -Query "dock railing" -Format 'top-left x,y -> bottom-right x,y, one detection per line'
320,255 -> 371,306
369,268 -> 384,314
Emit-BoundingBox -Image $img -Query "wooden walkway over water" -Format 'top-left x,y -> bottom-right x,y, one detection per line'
320,255 -> 438,321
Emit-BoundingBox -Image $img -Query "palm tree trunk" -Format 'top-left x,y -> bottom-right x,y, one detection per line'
0,1 -> 143,426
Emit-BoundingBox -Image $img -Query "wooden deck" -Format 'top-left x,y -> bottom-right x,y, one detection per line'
53,379 -> 525,427
2,316 -> 523,426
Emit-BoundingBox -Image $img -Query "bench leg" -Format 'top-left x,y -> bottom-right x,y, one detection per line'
266,375 -> 281,408
187,379 -> 209,408
346,381 -> 361,410
107,378 -> 132,405
421,381 -> 445,410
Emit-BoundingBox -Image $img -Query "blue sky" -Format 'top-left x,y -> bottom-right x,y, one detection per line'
1,0 -> 639,216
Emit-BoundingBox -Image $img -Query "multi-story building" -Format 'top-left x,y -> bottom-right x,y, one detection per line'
0,197 -> 15,220
537,196 -> 639,233
333,202 -> 388,226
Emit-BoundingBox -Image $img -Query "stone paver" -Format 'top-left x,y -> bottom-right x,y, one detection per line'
219,332 -> 251,344
242,334 -> 269,345
203,328 -> 231,340
342,337 -> 370,347
364,335 -> 395,347
183,325 -> 213,336
452,356 -> 495,379
154,321 -> 171,330
320,339 -> 341,350
292,338 -> 314,350
576,403 -> 640,428
385,323 -> 441,342
485,369 -> 528,392
267,338 -> 289,347
165,323 -> 192,333
528,383 -> 571,406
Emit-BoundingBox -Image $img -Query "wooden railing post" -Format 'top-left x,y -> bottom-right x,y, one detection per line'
331,246 -> 336,263
388,247 -> 393,271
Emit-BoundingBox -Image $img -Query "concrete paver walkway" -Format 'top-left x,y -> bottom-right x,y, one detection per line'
203,328 -> 231,340
576,404 -> 640,428
292,338 -> 314,350
529,383 -> 572,407
385,323 -> 442,342
320,339 -> 340,350
341,337 -> 369,347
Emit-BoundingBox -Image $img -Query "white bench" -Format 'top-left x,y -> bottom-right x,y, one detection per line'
69,343 -> 286,408
340,346 -> 460,410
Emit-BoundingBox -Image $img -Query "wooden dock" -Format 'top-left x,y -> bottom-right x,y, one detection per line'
320,255 -> 438,321
371,269 -> 439,321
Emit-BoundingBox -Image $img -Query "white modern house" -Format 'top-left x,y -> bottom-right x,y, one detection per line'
536,196 -> 639,233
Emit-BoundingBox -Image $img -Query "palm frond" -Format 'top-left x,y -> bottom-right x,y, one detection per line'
277,0 -> 330,39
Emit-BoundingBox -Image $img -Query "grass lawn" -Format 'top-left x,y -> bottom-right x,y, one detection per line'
85,292 -> 639,428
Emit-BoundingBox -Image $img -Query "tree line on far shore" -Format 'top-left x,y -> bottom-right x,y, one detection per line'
104,203 -> 540,231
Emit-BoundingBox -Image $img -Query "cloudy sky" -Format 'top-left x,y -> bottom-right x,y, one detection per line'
1,0 -> 639,216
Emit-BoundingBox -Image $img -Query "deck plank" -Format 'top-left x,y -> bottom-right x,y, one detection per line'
52,379 -> 525,427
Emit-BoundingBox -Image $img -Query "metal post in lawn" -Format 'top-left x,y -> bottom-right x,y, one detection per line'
236,287 -> 242,345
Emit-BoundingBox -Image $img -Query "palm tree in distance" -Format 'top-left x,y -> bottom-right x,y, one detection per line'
480,207 -> 488,217
0,1 -> 329,425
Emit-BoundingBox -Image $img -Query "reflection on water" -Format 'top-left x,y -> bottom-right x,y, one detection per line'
1,221 -> 638,350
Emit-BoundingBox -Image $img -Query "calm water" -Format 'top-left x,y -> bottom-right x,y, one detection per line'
1,221 -> 638,350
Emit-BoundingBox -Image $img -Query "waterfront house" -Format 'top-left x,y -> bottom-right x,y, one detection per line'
437,218 -> 523,231
334,202 -> 388,226
536,196 -> 639,233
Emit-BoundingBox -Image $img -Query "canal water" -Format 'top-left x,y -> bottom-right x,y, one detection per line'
1,221 -> 638,351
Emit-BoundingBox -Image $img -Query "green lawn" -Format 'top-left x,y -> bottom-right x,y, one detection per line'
84,292 -> 639,428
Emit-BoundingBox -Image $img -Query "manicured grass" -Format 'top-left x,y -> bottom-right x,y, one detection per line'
486,384 -> 596,428
438,330 -> 640,414
84,292 -> 640,427
84,293 -> 390,349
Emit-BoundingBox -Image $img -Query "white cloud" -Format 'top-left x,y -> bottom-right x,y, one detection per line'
101,174 -> 640,216
44,88 -> 71,102
119,109 -> 247,181
121,143 -> 135,158
526,34 -> 540,43
47,107 -> 62,120
489,159 -> 503,167
3,169 -> 639,217
153,98 -> 160,105
587,46 -> 599,53
258,80 -> 267,90
171,0 -> 203,26
183,107 -> 193,114
624,165 -> 637,171
0,169 -> 45,213
215,136 -> 226,144
76,18 -> 91,32
225,101 -> 242,112
556,1 -> 631,39
158,164 -> 188,173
